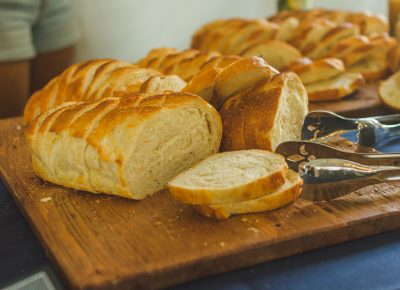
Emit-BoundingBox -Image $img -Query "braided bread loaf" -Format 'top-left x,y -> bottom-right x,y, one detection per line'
25,92 -> 222,199
24,59 -> 186,124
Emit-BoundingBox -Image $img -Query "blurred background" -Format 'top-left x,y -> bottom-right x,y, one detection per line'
72,0 -> 386,62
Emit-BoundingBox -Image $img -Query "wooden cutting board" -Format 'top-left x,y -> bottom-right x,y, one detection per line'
2,117 -> 400,290
309,83 -> 391,117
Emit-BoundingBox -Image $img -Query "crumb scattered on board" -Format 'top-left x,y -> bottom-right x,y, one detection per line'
40,197 -> 52,203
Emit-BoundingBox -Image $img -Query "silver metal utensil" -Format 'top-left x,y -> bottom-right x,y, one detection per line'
302,111 -> 400,148
275,141 -> 400,172
299,158 -> 400,201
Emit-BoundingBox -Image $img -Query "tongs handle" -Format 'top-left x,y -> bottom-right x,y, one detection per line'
371,114 -> 400,125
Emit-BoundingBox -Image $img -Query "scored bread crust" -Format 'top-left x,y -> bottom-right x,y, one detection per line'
24,59 -> 163,124
139,75 -> 186,93
283,57 -> 345,85
168,150 -> 288,205
195,169 -> 303,219
306,72 -> 365,101
26,92 -> 223,200
211,56 -> 278,109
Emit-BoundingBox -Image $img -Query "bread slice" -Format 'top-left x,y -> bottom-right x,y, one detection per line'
139,75 -> 186,93
378,70 -> 400,111
200,55 -> 242,71
220,72 -> 308,152
306,72 -> 365,101
183,68 -> 221,102
168,150 -> 288,205
240,40 -> 302,70
211,56 -> 278,109
275,17 -> 299,42
283,58 -> 345,85
136,47 -> 178,68
195,169 -> 302,219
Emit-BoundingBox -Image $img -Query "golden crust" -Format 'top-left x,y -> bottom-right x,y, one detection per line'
183,68 -> 222,102
195,170 -> 303,219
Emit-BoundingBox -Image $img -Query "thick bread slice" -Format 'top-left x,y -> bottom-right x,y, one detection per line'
195,169 -> 302,219
306,72 -> 365,101
378,71 -> 400,111
240,40 -> 302,70
26,92 -> 223,199
168,150 -> 288,205
139,75 -> 186,93
183,68 -> 222,102
283,58 -> 345,85
211,56 -> 278,109
220,72 -> 308,152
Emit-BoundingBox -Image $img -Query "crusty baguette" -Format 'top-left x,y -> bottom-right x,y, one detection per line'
306,72 -> 365,101
136,47 -> 178,68
195,169 -> 302,219
24,60 -> 163,124
378,70 -> 400,111
199,55 -> 241,71
183,68 -> 222,102
240,40 -> 302,70
26,92 -> 222,199
283,57 -> 345,85
211,56 -> 278,109
168,150 -> 288,205
220,72 -> 308,152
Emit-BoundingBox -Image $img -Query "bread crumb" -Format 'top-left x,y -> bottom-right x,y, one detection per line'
255,219 -> 259,223
247,227 -> 259,233
16,125 -> 22,130
155,221 -> 163,225
203,242 -> 208,246
241,217 -> 248,222
40,197 -> 52,203
219,242 -> 225,247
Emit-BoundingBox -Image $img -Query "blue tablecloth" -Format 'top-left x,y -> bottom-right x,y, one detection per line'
1,178 -> 400,290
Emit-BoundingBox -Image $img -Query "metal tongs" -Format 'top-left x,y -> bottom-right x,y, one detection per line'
276,126 -> 400,202
302,111 -> 400,149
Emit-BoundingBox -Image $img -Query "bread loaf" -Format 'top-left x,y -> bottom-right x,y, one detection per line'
23,59 -> 174,124
220,72 -> 308,152
168,150 -> 288,204
378,70 -> 400,111
26,92 -> 222,199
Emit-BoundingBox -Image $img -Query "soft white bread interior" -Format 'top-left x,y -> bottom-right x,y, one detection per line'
168,150 -> 288,205
211,56 -> 278,109
195,169 -> 302,219
379,70 -> 400,111
220,72 -> 308,152
240,40 -> 302,70
26,92 -> 223,200
306,72 -> 365,101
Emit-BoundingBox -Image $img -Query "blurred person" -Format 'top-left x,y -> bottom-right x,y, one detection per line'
0,0 -> 78,118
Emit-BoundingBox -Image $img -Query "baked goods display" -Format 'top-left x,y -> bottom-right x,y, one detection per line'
25,92 -> 222,199
191,9 -> 397,101
168,150 -> 302,219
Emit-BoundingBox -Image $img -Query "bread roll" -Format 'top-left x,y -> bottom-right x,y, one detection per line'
220,72 -> 308,152
26,92 -> 222,199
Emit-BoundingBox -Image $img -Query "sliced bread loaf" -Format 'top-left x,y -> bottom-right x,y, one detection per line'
195,169 -> 302,219
168,150 -> 288,205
